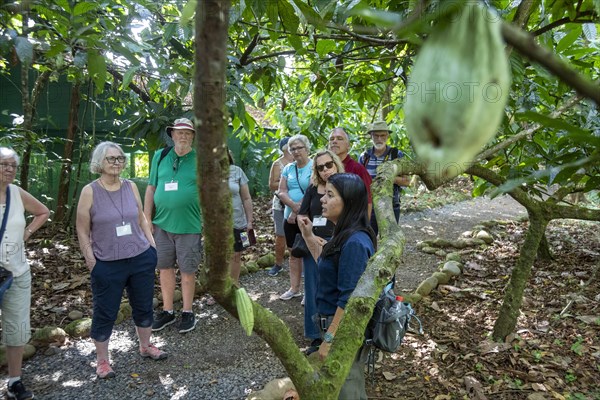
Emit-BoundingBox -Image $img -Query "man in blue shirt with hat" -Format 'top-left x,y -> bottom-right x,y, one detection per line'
359,120 -> 411,235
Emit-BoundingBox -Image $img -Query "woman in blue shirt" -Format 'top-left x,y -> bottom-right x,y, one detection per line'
276,134 -> 313,300
298,173 -> 376,399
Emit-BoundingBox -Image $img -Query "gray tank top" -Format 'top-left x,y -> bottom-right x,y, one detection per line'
90,179 -> 150,261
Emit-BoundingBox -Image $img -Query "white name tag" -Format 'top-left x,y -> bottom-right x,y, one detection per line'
116,223 -> 133,237
313,216 -> 327,227
165,181 -> 178,191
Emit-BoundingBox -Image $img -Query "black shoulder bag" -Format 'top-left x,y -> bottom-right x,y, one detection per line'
290,165 -> 309,258
0,185 -> 15,306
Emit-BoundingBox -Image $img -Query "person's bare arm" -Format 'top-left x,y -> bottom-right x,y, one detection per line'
131,182 -> 156,247
19,188 -> 50,241
318,306 -> 345,360
269,160 -> 282,192
143,184 -> 156,227
240,184 -> 253,229
76,185 -> 96,270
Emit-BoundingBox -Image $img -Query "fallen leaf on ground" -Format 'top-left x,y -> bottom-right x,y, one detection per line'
383,371 -> 397,381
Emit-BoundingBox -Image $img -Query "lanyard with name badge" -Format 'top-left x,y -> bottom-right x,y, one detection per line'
165,156 -> 181,191
98,179 -> 132,236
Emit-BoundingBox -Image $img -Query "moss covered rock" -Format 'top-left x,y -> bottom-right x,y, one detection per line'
245,261 -> 260,274
476,230 -> 493,244
442,261 -> 462,276
422,246 -> 438,254
432,271 -> 451,285
446,252 -> 461,262
119,302 -> 132,319
65,318 -> 92,338
256,253 -> 275,268
404,293 -> 422,304
115,311 -> 125,325
416,276 -> 439,297
31,326 -> 67,346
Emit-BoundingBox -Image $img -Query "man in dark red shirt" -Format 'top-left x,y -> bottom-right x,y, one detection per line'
328,127 -> 372,217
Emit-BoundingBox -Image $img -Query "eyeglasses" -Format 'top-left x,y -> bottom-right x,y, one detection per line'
316,161 -> 335,172
0,162 -> 18,170
289,146 -> 305,153
105,156 -> 126,164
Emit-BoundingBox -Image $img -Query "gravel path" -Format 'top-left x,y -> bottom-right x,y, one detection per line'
21,195 -> 526,400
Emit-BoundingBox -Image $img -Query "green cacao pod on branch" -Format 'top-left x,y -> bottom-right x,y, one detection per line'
405,2 -> 511,184
235,287 -> 254,336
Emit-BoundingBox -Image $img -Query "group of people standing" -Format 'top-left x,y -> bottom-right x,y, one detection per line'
266,122 -> 408,397
0,117 -> 405,399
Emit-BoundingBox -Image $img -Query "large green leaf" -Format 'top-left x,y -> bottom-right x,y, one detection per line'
88,51 -> 107,94
73,2 -> 99,16
291,0 -> 326,28
278,0 -> 300,33
515,112 -> 589,136
315,39 -> 336,57
180,0 -> 197,26
556,25 -> 582,53
267,0 -> 279,27
121,66 -> 140,90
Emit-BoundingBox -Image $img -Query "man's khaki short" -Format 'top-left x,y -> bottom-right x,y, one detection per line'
154,226 -> 203,274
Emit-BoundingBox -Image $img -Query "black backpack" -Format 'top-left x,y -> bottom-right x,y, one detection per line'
364,281 -> 420,353
331,249 -> 421,354
364,281 -> 423,384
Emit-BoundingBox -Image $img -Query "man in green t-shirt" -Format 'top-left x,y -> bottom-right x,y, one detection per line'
144,118 -> 203,334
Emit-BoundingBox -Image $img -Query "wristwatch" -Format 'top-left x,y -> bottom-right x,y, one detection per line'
323,332 -> 334,343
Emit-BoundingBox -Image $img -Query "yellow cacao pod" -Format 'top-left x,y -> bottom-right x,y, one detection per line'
405,3 -> 511,184
235,288 -> 254,336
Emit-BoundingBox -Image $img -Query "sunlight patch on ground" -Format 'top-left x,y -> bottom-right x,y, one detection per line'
61,379 -> 86,388
158,374 -> 190,399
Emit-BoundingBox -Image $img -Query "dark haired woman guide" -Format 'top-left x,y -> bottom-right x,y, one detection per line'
298,173 -> 376,399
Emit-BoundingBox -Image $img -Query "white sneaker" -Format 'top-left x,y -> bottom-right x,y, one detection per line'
279,289 -> 302,301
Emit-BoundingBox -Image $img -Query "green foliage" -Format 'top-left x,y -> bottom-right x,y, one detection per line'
0,0 -> 598,203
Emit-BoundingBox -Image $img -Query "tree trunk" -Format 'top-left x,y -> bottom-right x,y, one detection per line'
19,43 -> 32,191
55,83 -> 80,224
492,209 -> 548,341
193,2 -> 400,398
536,232 -> 553,261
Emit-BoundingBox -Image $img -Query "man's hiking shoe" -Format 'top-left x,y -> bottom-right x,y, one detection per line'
140,344 -> 168,360
152,310 -> 175,331
7,380 -> 34,400
178,311 -> 197,333
95,359 -> 115,379
268,264 -> 283,276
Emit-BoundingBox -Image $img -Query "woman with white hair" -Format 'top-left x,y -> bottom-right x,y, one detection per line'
76,141 -> 167,379
276,134 -> 313,300
0,147 -> 49,399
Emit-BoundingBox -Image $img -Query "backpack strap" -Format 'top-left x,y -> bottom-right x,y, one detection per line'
360,151 -> 370,168
150,146 -> 173,187
157,146 -> 173,168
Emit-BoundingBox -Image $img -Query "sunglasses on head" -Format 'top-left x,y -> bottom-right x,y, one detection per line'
316,161 -> 335,172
